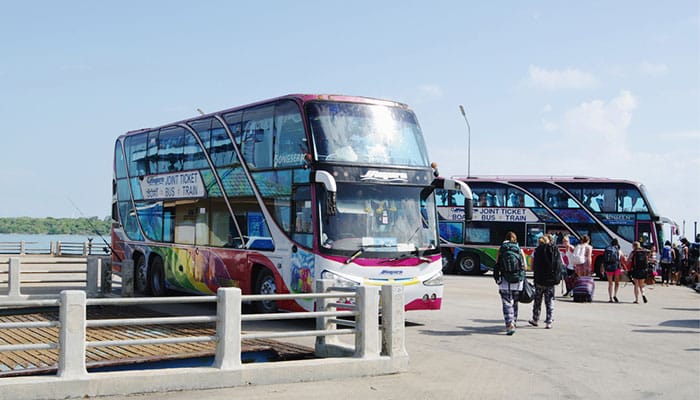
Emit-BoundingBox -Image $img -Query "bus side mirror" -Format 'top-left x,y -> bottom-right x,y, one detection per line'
443,179 -> 473,222
314,170 -> 337,215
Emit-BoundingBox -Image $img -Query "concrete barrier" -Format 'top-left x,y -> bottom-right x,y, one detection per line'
0,282 -> 408,400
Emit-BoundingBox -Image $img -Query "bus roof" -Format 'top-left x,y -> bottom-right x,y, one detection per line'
123,94 -> 409,136
449,175 -> 643,186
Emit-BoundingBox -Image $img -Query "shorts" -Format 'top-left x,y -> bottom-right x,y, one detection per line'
606,269 -> 622,277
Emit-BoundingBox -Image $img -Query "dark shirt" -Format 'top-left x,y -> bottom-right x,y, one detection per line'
533,243 -> 559,286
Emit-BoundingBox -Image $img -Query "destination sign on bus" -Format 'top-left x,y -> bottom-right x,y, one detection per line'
139,171 -> 206,200
472,207 -> 538,222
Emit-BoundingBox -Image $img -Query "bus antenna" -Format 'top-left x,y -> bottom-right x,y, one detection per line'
196,108 -> 205,116
67,198 -> 121,261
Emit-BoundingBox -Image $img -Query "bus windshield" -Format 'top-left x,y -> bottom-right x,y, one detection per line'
308,102 -> 429,166
320,183 -> 438,256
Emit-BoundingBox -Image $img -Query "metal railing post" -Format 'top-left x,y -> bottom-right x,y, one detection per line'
19,241 -> 26,256
314,279 -> 341,356
57,290 -> 87,378
381,284 -> 407,357
354,285 -> 380,358
213,287 -> 242,369
100,257 -> 113,295
86,256 -> 99,297
8,257 -> 22,298
121,259 -> 134,297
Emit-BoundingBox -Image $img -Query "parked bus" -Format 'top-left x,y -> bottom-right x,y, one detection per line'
437,175 -> 675,279
112,94 -> 472,312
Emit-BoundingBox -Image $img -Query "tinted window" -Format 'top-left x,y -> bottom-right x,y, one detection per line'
125,133 -> 148,177
158,127 -> 185,173
241,105 -> 274,169
274,100 -> 307,168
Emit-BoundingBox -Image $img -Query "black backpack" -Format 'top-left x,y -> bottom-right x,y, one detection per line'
690,243 -> 700,259
603,245 -> 620,272
499,242 -> 524,283
550,244 -> 563,285
632,250 -> 649,271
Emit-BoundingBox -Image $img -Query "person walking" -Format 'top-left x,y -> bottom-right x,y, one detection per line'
678,238 -> 689,285
493,231 -> 526,335
528,235 -> 560,329
573,235 -> 593,276
603,238 -> 624,302
629,241 -> 650,303
659,241 -> 675,286
562,235 -> 576,296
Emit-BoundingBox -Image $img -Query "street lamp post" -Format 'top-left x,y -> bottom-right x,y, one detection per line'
459,105 -> 471,178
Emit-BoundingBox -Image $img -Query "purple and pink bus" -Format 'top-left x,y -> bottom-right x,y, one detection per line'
112,94 -> 471,312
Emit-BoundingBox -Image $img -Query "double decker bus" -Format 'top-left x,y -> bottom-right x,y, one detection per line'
112,94 -> 471,312
437,175 -> 675,279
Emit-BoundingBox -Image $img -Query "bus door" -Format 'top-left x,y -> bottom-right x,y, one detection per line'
636,221 -> 654,249
526,223 -> 545,248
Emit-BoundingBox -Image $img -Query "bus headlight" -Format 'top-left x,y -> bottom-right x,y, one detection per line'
321,270 -> 359,289
423,270 -> 444,286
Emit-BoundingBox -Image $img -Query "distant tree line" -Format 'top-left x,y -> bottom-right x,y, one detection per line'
0,217 -> 111,235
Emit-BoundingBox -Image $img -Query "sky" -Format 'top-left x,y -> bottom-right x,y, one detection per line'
0,1 -> 698,237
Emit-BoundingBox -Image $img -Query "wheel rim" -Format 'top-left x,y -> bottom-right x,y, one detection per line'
259,274 -> 277,311
459,256 -> 475,274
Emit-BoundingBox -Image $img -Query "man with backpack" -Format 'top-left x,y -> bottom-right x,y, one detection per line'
603,239 -> 624,302
659,240 -> 675,286
628,241 -> 650,303
493,231 -> 526,335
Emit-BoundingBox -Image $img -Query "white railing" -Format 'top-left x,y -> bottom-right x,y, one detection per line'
0,241 -> 111,256
0,256 -> 131,303
0,281 -> 408,400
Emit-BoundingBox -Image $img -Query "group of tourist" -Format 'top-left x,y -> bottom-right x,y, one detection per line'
491,232 -> 700,335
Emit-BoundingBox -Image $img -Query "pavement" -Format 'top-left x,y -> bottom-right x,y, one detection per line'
100,274 -> 700,400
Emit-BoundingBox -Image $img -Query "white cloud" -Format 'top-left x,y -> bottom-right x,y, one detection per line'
638,61 -> 668,77
525,65 -> 598,91
418,84 -> 444,100
561,90 -> 637,146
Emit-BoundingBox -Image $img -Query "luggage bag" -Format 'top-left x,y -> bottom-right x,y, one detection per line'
573,276 -> 595,303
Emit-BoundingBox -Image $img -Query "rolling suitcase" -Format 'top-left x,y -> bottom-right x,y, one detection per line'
564,273 -> 577,294
573,276 -> 595,303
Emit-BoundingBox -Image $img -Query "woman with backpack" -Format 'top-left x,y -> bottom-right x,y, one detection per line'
493,231 -> 526,336
528,235 -> 560,329
603,238 -> 625,303
573,235 -> 593,276
628,241 -> 650,303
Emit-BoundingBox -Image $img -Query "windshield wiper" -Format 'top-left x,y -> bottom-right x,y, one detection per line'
344,243 -> 395,264
381,246 -> 431,263
344,248 -> 365,264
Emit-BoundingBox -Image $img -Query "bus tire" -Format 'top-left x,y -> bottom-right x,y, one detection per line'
441,249 -> 454,274
133,254 -> 149,295
149,256 -> 167,297
457,253 -> 480,275
254,268 -> 278,313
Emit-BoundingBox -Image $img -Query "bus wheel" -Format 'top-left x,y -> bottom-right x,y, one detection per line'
254,269 -> 278,313
149,256 -> 167,297
457,253 -> 480,275
441,249 -> 454,274
133,254 -> 149,294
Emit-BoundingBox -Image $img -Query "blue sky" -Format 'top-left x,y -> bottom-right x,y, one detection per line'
1,1 -> 698,236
